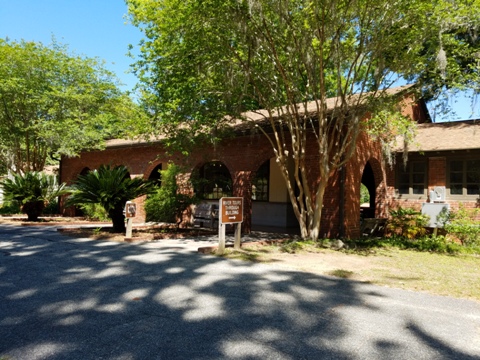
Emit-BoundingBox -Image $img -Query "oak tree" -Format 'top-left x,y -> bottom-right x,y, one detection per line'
0,39 -> 141,174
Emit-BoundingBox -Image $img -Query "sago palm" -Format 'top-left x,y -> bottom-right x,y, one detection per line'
1,172 -> 67,221
67,164 -> 155,232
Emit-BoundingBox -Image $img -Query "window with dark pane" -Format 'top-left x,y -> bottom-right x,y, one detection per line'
252,161 -> 269,201
449,160 -> 463,195
397,161 -> 425,195
397,164 -> 409,195
197,161 -> 232,199
411,161 -> 425,194
466,160 -> 480,195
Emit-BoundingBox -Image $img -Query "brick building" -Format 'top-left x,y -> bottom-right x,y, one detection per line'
60,86 -> 432,238
388,120 -> 480,216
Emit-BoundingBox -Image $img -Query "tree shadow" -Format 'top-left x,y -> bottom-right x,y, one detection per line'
0,224 -> 478,359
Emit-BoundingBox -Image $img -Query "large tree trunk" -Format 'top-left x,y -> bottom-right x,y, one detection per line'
110,208 -> 126,233
309,179 -> 327,242
22,201 -> 45,222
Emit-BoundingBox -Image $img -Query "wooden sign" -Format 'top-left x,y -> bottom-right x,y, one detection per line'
125,201 -> 137,218
220,197 -> 243,224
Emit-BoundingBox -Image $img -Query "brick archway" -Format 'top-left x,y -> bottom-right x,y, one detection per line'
361,157 -> 386,219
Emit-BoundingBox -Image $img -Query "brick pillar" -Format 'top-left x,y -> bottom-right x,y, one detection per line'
428,157 -> 446,187
233,170 -> 252,233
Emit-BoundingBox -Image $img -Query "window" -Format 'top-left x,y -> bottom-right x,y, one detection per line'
252,161 -> 269,201
449,160 -> 480,196
397,161 -> 426,195
196,161 -> 232,199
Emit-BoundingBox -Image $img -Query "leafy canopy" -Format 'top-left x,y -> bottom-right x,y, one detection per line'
128,0 -> 480,136
0,39 -> 143,174
127,0 -> 480,239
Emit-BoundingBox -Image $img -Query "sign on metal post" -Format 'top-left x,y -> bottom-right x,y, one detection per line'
218,197 -> 243,254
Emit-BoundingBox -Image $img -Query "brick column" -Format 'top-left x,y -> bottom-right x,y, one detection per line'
428,157 -> 446,188
233,170 -> 252,233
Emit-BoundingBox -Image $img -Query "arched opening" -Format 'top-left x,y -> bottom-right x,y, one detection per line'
148,163 -> 162,186
79,167 -> 90,176
360,162 -> 376,220
195,161 -> 232,199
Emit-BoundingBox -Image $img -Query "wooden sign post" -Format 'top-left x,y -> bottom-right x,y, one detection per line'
218,197 -> 243,254
124,201 -> 136,239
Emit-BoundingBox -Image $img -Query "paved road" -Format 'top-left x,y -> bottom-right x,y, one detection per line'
0,224 -> 479,360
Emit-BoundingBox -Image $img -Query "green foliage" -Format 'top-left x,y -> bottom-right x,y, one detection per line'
144,163 -> 197,225
387,207 -> 429,239
386,235 -> 464,254
127,0 -> 480,241
78,203 -> 109,221
280,239 -> 318,254
367,108 -> 418,167
360,183 -> 370,205
443,206 -> 480,247
0,172 -> 67,221
0,39 -> 142,174
348,234 -> 475,254
43,199 -> 59,215
0,202 -> 21,215
67,165 -> 155,232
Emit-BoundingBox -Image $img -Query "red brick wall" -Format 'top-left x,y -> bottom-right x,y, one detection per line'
428,157 -> 446,187
60,94 -> 425,238
61,131 -> 387,238
386,154 -> 480,216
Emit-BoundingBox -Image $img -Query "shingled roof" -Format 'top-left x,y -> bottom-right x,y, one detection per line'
399,119 -> 480,152
106,84 -> 418,149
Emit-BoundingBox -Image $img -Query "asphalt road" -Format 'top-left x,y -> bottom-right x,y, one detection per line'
0,224 -> 479,360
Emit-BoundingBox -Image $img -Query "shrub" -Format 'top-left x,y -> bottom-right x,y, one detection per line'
144,163 -> 197,225
387,207 -> 429,239
43,199 -> 60,215
0,202 -> 21,215
78,203 -> 109,221
67,165 -> 155,232
1,172 -> 67,221
443,206 -> 480,247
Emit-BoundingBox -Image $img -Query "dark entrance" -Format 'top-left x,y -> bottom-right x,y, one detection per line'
360,162 -> 376,220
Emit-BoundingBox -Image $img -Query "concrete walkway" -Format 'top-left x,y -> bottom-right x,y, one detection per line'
0,224 -> 479,359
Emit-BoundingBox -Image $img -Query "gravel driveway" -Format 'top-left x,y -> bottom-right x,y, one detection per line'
1,224 -> 479,359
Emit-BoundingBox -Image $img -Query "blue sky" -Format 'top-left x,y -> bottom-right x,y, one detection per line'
0,0 -> 478,122
0,0 -> 141,91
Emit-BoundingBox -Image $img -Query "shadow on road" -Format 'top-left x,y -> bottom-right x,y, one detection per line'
0,224 -> 478,359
